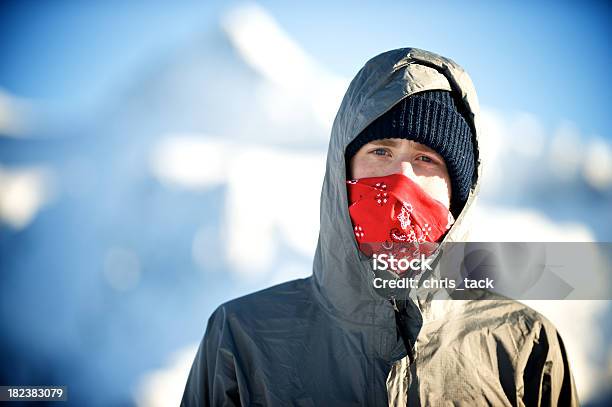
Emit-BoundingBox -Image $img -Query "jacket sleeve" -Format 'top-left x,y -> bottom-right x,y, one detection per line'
521,321 -> 580,407
181,306 -> 242,407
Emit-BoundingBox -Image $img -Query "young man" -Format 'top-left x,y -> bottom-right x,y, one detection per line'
181,48 -> 578,406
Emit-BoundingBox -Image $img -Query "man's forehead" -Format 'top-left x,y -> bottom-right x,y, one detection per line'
366,138 -> 438,153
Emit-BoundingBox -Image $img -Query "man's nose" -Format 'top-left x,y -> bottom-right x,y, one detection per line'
398,160 -> 417,180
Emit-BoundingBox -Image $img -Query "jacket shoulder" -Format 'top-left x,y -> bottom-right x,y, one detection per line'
215,277 -> 315,324
462,290 -> 560,333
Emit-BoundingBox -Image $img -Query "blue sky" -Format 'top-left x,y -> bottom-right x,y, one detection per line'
0,0 -> 610,139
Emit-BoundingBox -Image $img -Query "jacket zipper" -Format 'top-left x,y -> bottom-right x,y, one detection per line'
390,296 -> 416,364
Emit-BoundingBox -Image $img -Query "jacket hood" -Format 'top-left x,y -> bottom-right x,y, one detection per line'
311,48 -> 483,328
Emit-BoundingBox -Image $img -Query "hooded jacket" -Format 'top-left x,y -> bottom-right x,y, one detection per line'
181,48 -> 579,406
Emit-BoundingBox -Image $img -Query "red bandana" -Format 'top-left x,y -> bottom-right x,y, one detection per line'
347,174 -> 454,272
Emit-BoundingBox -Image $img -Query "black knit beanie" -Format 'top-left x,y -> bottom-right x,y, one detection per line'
345,90 -> 475,217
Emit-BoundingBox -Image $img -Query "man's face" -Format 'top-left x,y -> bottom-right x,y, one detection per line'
348,138 -> 452,210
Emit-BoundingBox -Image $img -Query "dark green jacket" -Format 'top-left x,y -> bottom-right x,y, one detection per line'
181,48 -> 579,406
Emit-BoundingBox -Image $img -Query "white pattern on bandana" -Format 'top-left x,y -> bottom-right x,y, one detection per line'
397,203 -> 413,230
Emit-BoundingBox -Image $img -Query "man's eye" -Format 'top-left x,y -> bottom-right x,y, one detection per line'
417,155 -> 434,163
372,148 -> 390,156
